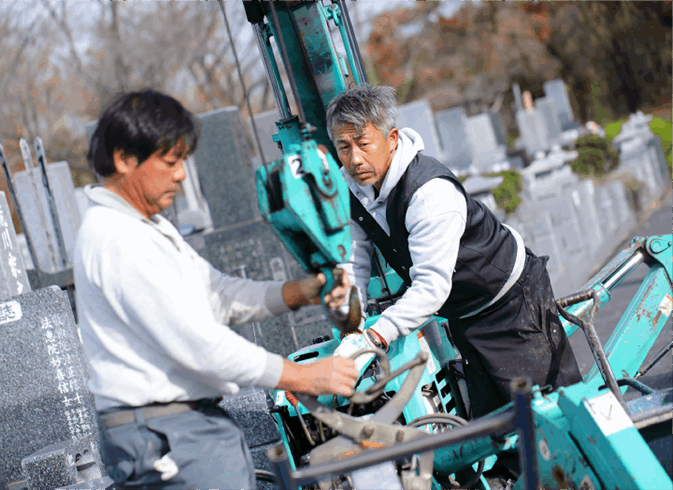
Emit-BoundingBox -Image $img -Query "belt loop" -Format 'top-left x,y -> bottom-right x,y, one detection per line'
134,406 -> 146,426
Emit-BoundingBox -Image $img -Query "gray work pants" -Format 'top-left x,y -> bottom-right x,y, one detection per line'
99,400 -> 257,490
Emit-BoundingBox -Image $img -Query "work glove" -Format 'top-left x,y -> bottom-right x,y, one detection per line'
333,329 -> 388,375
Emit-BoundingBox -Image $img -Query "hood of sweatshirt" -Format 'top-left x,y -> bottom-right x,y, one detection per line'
341,127 -> 425,205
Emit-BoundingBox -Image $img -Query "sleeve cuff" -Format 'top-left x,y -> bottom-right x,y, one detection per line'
256,352 -> 285,389
265,281 -> 291,315
372,317 -> 399,347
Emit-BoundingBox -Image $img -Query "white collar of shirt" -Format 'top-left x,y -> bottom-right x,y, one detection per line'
83,184 -> 184,251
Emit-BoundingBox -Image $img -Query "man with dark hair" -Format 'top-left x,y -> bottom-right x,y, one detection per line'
329,84 -> 582,421
76,89 -> 357,489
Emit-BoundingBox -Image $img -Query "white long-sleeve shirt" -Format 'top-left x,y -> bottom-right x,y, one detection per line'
74,185 -> 287,411
340,128 -> 524,346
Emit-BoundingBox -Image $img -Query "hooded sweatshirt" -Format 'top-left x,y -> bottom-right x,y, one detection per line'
340,128 -> 524,346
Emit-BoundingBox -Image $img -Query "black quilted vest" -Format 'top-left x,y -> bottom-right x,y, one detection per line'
350,153 -> 518,320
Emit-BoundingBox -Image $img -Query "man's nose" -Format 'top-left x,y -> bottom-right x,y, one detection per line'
173,160 -> 187,182
350,147 -> 364,167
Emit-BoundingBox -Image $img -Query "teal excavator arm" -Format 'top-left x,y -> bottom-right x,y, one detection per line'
244,1 -> 370,330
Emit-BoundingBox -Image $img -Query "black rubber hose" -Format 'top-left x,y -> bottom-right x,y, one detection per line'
408,413 -> 486,490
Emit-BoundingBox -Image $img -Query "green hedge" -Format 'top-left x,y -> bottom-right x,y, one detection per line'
569,134 -> 619,177
483,170 -> 523,215
650,117 -> 672,177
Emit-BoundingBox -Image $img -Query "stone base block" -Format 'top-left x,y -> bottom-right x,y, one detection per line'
21,437 -> 104,490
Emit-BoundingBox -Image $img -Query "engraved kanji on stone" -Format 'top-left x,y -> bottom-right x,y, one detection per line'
0,303 -> 17,322
57,382 -> 70,394
2,229 -> 11,250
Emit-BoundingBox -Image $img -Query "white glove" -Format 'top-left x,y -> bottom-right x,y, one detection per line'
333,332 -> 377,374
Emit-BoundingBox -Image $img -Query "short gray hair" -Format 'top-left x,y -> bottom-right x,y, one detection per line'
325,84 -> 397,141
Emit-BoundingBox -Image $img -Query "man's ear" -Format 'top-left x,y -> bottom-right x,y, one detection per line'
112,149 -> 137,176
387,127 -> 399,152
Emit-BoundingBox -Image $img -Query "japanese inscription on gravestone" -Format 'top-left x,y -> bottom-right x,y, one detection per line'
0,191 -> 31,299
0,287 -> 99,489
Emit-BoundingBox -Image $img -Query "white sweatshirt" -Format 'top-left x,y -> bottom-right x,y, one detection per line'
74,185 -> 287,410
340,128 -> 524,346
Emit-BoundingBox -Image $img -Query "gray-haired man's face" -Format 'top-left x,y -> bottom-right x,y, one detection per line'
333,122 -> 399,191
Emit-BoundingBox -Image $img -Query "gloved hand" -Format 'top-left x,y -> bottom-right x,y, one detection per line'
333,329 -> 388,374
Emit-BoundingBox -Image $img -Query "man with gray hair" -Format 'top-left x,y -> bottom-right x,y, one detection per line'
328,84 -> 582,421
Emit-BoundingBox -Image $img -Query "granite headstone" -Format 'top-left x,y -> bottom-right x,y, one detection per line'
185,219 -> 334,358
464,113 -> 508,172
435,107 -> 475,174
543,79 -> 576,131
192,107 -> 259,229
516,109 -> 549,157
12,162 -> 80,271
248,109 -> 283,166
536,97 -> 563,144
21,437 -> 105,490
0,192 -> 31,299
0,286 -> 99,490
396,99 -> 446,163
219,390 -> 281,489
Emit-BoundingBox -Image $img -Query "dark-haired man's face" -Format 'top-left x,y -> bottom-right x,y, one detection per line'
333,122 -> 398,191
110,144 -> 187,218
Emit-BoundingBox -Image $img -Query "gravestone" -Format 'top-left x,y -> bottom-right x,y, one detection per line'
464,113 -> 508,173
521,147 -> 579,201
569,180 -> 603,251
516,109 -> 549,157
593,184 -> 619,240
536,97 -> 563,144
435,107 -> 475,174
396,99 -> 446,163
185,219 -> 333,357
613,113 -> 670,200
512,83 -> 524,112
543,79 -> 576,131
611,111 -> 654,152
248,109 -> 283,166
12,162 -> 80,272
219,390 -> 281,490
618,139 -> 661,199
192,107 -> 259,229
21,437 -> 106,490
0,286 -> 100,490
462,175 -> 506,221
172,155 -> 213,233
0,192 -> 31,298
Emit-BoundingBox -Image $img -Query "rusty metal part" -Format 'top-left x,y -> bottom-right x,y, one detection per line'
328,284 -> 363,336
556,289 -> 629,413
296,351 -> 434,485
285,391 -> 315,446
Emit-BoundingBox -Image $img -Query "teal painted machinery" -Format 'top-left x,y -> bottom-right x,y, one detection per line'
266,235 -> 672,490
242,2 -> 672,488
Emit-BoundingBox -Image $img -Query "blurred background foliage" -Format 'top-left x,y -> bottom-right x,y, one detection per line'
0,0 -> 669,202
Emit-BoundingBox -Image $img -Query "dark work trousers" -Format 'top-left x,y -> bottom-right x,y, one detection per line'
449,249 -> 582,418
99,399 -> 257,490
